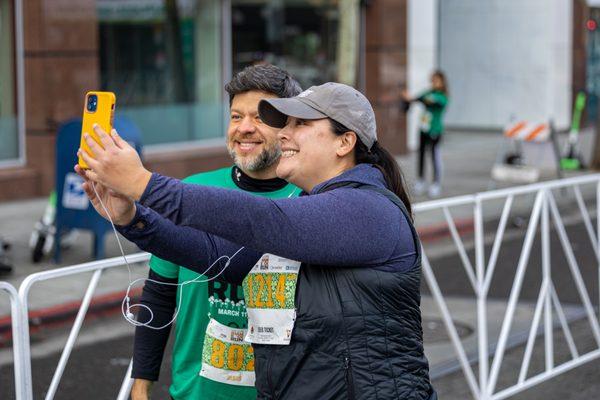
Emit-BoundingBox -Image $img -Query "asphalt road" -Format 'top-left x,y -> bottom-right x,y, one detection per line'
425,204 -> 600,399
2,209 -> 600,399
0,313 -> 174,399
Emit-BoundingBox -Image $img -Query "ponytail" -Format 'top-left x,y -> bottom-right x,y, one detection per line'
329,119 -> 413,218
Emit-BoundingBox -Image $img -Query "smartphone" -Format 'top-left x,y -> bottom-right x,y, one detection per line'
78,91 -> 116,169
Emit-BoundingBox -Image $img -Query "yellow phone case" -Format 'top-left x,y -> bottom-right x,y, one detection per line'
78,91 -> 116,169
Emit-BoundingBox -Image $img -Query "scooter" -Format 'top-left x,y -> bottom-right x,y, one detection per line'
560,91 -> 587,170
0,237 -> 12,273
29,191 -> 78,263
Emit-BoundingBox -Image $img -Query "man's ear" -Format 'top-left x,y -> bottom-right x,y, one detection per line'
336,131 -> 358,157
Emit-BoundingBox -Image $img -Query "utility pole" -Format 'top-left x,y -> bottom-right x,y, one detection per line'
337,0 -> 360,86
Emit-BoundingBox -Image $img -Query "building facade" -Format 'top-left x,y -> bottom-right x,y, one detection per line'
0,0 -> 408,201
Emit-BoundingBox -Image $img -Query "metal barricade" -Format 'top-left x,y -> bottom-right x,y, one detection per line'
116,360 -> 134,400
9,174 -> 600,399
415,173 -> 600,400
0,281 -> 28,399
18,252 -> 150,400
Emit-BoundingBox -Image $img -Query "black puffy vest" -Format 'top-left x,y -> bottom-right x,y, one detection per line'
252,183 -> 435,400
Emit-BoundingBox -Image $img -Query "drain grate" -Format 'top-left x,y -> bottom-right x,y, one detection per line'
422,317 -> 473,344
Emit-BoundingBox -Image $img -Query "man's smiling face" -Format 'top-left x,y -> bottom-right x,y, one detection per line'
226,90 -> 281,174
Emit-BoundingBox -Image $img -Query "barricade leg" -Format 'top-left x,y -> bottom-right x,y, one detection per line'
53,223 -> 62,263
93,233 -> 105,260
45,269 -> 103,399
0,280 -> 33,400
19,296 -> 34,400
474,198 -> 489,398
117,359 -> 134,400
0,282 -> 31,400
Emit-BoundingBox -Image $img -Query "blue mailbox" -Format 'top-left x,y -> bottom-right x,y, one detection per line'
54,117 -> 143,262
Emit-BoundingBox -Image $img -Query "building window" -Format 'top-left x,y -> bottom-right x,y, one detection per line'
0,0 -> 18,163
98,0 -> 224,147
97,0 -> 343,149
231,0 -> 340,89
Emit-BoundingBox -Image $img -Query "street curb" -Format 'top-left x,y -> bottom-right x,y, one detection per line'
0,287 -> 142,345
417,218 -> 474,243
0,218 -> 475,341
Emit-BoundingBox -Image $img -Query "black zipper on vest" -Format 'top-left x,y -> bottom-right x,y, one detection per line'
344,356 -> 356,400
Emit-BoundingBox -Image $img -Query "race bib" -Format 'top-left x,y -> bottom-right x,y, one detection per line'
199,318 -> 255,386
243,254 -> 301,345
420,110 -> 432,132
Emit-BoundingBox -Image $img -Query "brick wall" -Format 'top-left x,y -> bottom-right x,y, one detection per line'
365,0 -> 408,154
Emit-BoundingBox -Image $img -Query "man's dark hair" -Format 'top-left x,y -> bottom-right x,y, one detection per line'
225,64 -> 302,104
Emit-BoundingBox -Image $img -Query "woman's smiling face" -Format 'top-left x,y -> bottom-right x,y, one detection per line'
276,117 -> 348,192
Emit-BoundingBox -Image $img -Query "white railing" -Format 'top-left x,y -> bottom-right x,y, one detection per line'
116,360 -> 134,400
415,173 -> 600,400
4,173 -> 600,399
0,281 -> 28,399
17,253 -> 150,400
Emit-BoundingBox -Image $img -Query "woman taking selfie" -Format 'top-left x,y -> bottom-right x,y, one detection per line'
77,82 -> 437,400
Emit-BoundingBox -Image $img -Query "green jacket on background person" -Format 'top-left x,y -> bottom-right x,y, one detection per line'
417,89 -> 448,137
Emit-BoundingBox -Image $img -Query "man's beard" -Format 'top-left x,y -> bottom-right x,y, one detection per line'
228,143 -> 281,172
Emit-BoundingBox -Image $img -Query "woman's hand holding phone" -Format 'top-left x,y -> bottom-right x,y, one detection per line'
75,168 -> 137,226
77,124 -> 152,202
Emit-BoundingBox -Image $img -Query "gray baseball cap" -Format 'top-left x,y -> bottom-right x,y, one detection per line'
258,82 -> 377,149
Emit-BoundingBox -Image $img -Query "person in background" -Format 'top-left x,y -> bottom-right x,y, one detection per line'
402,70 -> 449,198
130,64 -> 301,400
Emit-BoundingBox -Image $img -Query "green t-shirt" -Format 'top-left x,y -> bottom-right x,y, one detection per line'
418,89 -> 448,137
149,166 -> 299,400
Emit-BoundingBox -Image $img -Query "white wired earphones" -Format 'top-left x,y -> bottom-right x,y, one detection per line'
90,181 -> 245,330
